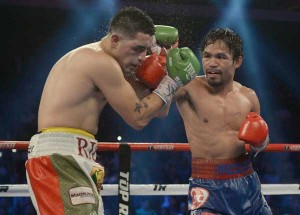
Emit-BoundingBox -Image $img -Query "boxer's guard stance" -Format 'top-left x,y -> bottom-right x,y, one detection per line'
173,28 -> 273,214
25,7 -> 200,215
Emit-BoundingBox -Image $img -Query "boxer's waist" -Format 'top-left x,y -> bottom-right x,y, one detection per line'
40,127 -> 95,139
191,154 -> 253,180
29,127 -> 98,161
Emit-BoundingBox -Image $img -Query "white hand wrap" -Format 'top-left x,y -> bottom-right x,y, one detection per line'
150,36 -> 162,55
251,134 -> 269,157
153,75 -> 179,104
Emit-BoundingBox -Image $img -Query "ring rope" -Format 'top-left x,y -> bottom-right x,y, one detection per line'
0,141 -> 300,152
1,184 -> 299,197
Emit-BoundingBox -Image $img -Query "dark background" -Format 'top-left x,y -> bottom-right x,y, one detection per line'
0,0 -> 299,214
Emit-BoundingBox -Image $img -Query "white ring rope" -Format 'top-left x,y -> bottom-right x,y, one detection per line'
1,184 -> 299,197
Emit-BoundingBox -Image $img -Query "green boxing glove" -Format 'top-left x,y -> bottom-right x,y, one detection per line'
167,47 -> 200,85
151,25 -> 179,55
155,25 -> 179,47
153,47 -> 200,104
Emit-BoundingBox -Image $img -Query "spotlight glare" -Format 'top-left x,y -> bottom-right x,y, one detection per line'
117,136 -> 122,141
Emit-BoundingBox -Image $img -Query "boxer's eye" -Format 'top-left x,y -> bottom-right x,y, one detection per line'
133,46 -> 147,53
216,54 -> 228,59
202,53 -> 211,58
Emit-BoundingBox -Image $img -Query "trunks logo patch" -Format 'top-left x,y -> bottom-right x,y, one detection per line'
90,164 -> 105,193
69,187 -> 96,205
190,187 -> 209,210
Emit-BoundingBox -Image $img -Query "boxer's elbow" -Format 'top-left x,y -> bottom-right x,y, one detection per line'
155,106 -> 170,119
132,124 -> 145,130
155,112 -> 168,119
128,120 -> 148,130
127,117 -> 151,130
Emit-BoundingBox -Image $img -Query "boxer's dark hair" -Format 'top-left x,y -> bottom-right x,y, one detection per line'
108,7 -> 155,38
200,28 -> 243,61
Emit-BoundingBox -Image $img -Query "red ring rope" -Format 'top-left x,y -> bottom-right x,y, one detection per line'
0,141 -> 299,152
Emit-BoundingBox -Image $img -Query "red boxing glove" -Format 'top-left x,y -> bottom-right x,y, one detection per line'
157,54 -> 166,68
155,47 -> 167,68
135,54 -> 166,89
238,112 -> 269,152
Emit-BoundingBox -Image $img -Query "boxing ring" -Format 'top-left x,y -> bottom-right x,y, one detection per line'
1,141 -> 300,213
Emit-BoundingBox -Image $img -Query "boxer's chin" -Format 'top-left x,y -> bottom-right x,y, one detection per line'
207,78 -> 223,87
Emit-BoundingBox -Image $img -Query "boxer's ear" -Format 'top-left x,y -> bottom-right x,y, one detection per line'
111,34 -> 121,48
234,56 -> 243,69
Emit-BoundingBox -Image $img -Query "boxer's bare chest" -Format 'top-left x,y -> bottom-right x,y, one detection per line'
185,88 -> 252,131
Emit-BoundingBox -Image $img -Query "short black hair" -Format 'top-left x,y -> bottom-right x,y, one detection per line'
108,7 -> 155,38
200,28 -> 243,61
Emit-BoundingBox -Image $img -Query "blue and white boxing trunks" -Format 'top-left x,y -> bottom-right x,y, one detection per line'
188,154 -> 272,215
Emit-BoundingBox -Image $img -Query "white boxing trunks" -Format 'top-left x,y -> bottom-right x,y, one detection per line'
25,127 -> 105,215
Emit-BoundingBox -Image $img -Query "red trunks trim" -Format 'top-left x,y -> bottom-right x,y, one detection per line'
191,154 -> 253,180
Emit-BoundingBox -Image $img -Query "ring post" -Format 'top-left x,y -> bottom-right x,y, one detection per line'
118,143 -> 131,215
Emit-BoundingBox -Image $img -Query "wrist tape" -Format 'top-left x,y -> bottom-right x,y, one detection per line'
153,75 -> 178,104
250,134 -> 269,152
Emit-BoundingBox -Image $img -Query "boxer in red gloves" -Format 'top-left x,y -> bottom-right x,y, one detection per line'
173,28 -> 273,214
